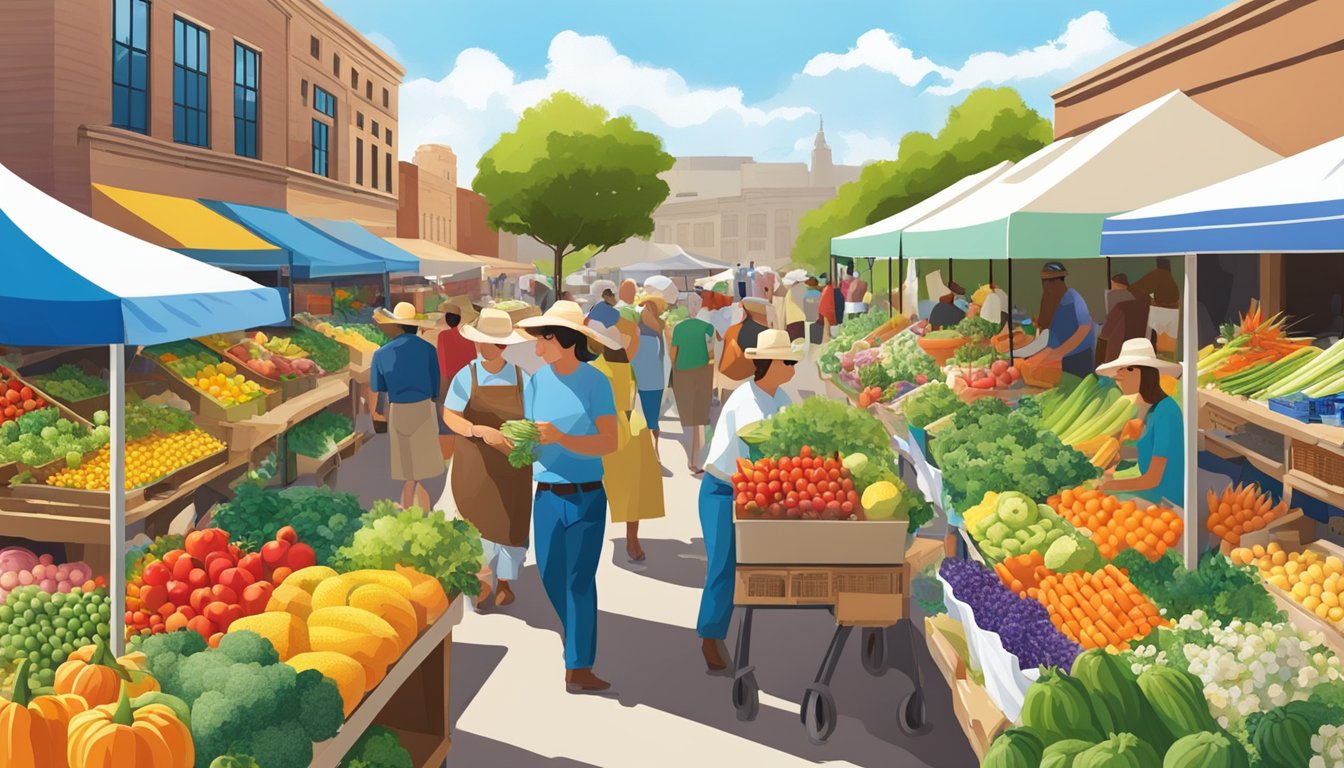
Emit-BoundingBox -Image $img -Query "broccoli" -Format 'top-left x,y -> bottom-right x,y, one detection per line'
216,630 -> 279,666
175,651 -> 239,705
235,721 -> 314,768
191,690 -> 246,764
208,756 -> 261,768
340,725 -> 413,768
295,668 -> 345,742
223,661 -> 296,724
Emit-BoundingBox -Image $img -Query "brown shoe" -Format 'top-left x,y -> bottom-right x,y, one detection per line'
565,668 -> 611,694
474,577 -> 493,610
702,638 -> 727,671
495,580 -> 515,607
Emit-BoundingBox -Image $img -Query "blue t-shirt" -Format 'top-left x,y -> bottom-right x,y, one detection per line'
1137,396 -> 1183,506
444,360 -> 530,412
371,334 -> 440,404
632,321 -> 665,391
524,363 -> 616,483
1046,288 -> 1095,359
587,301 -> 621,329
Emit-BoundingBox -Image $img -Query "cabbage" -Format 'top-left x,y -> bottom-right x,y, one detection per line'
1045,535 -> 1102,573
997,491 -> 1038,527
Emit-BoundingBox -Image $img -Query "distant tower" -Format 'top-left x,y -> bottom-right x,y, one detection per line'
810,116 -> 834,188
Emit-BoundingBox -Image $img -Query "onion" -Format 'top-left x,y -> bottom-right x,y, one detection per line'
56,579 -> 73,593
0,572 -> 17,590
38,578 -> 57,592
17,570 -> 34,585
38,553 -> 54,565
67,568 -> 85,584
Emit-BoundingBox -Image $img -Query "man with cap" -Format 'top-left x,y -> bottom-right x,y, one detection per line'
372,302 -> 444,511
436,296 -> 479,466
1031,261 -> 1096,378
1095,273 -> 1151,367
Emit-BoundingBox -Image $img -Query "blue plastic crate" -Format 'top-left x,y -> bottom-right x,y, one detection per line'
1268,393 -> 1344,424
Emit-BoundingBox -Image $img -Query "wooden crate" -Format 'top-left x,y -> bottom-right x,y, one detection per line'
925,616 -> 1009,761
1255,538 -> 1344,658
734,565 -> 901,606
735,519 -> 910,566
286,431 -> 367,486
141,348 -> 270,423
8,447 -> 226,513
1291,440 -> 1344,489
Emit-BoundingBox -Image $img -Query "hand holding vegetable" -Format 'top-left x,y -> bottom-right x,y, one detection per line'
500,420 -> 540,468
533,421 -> 561,444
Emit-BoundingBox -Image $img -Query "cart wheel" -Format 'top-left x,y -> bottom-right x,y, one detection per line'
801,684 -> 838,745
898,689 -> 927,735
860,627 -> 887,676
732,668 -> 760,722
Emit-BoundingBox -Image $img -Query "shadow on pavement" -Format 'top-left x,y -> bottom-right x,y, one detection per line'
446,731 -> 601,767
480,565 -> 976,767
448,641 -> 507,730
610,537 -> 708,590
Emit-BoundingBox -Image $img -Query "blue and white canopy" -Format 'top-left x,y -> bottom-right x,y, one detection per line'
1103,135 -> 1344,256
0,162 -> 287,346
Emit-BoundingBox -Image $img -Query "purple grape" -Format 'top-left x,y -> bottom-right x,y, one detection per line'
939,558 -> 1081,670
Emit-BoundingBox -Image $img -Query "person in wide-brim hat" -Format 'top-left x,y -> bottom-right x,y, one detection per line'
439,295 -> 480,324
745,328 -> 805,361
370,301 -> 444,513
460,307 -> 530,345
517,300 -> 622,350
1094,337 -> 1184,507
374,301 -> 444,329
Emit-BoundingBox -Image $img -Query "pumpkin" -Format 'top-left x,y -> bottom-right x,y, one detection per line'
66,684 -> 193,768
54,637 -> 158,706
0,658 -> 90,768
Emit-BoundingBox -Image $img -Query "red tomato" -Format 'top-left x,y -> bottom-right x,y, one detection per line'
140,585 -> 168,612
841,501 -> 854,514
735,482 -> 748,492
784,497 -> 798,509
752,471 -> 766,483
789,468 -> 803,482
754,493 -> 768,508
841,478 -> 854,492
767,480 -> 781,494
806,483 -> 818,496
829,482 -> 841,493
800,446 -> 812,458
141,562 -> 170,587
823,491 -> 836,503
828,468 -> 841,481
736,493 -> 749,506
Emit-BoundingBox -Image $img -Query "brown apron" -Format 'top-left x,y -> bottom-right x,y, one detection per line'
451,363 -> 532,546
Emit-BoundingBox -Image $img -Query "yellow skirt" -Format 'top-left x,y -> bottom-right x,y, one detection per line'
605,406 -> 666,524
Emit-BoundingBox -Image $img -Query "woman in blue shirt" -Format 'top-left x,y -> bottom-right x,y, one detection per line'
1096,338 -> 1184,506
514,301 -> 621,694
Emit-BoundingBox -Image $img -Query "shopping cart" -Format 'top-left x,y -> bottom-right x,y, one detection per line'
728,536 -> 943,745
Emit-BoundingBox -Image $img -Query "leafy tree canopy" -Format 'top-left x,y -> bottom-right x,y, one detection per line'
474,92 -> 675,285
791,87 -> 1053,279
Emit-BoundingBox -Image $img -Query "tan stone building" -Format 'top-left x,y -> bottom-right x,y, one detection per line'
397,145 -> 458,248
0,0 -> 402,234
650,122 -> 863,268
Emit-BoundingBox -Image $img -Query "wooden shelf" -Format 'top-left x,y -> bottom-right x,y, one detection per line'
204,371 -> 351,451
1286,469 -> 1344,509
310,596 -> 465,768
1203,431 -> 1285,477
1200,389 -> 1344,449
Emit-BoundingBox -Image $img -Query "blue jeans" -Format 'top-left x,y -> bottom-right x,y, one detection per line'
638,389 -> 663,430
697,474 -> 736,640
534,485 -> 608,669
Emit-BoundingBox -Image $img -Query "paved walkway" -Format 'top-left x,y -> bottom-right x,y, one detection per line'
328,355 -> 976,767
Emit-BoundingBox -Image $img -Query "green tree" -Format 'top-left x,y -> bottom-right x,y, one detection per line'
474,92 -> 675,286
791,87 -> 1053,283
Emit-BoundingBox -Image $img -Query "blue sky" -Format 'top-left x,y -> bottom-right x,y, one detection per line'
325,0 -> 1230,180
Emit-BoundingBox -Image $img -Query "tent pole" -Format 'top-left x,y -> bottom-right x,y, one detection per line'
989,262 -> 994,286
947,258 -> 953,285
887,258 -> 893,319
898,248 -> 905,314
109,343 -> 127,655
1106,257 -> 1112,284
1007,259 -> 1015,363
1182,252 -> 1198,572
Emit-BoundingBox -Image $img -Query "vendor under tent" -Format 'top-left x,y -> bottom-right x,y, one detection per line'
0,161 -> 287,654
302,217 -> 419,273
1101,134 -> 1344,572
90,184 -> 286,271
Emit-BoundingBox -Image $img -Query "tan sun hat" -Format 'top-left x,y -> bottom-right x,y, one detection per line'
460,307 -> 529,345
634,292 -> 669,312
741,297 -> 770,316
373,301 -> 443,329
1096,338 -> 1182,378
584,318 -> 625,352
745,328 -> 805,362
517,300 -> 621,349
439,295 -> 480,323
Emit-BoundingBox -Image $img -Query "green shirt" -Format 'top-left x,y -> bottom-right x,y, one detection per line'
670,317 -> 714,370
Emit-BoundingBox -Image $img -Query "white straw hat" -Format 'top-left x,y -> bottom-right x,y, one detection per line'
460,307 -> 529,345
745,329 -> 805,361
373,301 -> 443,329
517,300 -> 621,349
1095,338 -> 1182,378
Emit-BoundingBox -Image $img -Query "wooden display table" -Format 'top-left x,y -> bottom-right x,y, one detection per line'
926,615 -> 1010,760
311,595 -> 465,767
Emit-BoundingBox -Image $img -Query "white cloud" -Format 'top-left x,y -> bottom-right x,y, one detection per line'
835,132 -> 900,167
803,29 -> 952,86
364,31 -> 403,65
926,11 -> 1130,96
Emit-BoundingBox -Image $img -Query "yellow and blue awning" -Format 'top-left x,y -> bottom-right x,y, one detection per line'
202,200 -> 388,279
303,217 -> 418,273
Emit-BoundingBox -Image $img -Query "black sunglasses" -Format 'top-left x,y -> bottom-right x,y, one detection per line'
784,360 -> 798,367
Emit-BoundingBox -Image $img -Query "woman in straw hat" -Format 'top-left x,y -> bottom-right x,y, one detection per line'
513,300 -> 622,693
587,316 -> 665,563
372,302 -> 445,511
1094,338 -> 1184,506
696,329 -> 801,671
441,308 -> 533,609
631,290 -> 670,456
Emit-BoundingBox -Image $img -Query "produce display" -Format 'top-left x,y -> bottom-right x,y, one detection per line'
0,407 -> 107,467
1050,486 -> 1184,561
299,314 -> 386,354
288,326 -> 349,374
1035,374 -> 1137,460
1032,564 -> 1168,651
938,558 -> 1082,669
948,358 -> 1020,393
931,397 -> 1099,511
212,485 -> 365,566
286,411 -> 354,458
0,368 -> 48,426
966,490 -> 1100,567
213,333 -> 325,381
0,548 -> 99,602
837,330 -> 939,395
46,429 -> 226,491
817,310 -> 903,376
28,364 -> 108,402
147,343 -> 267,407
1206,482 -> 1296,546
1232,543 -> 1344,626
1,585 -> 112,690
731,447 -> 867,521
500,420 -> 540,468
1199,301 -> 1314,391
902,382 -> 964,430
955,315 -> 999,344
334,502 -> 484,598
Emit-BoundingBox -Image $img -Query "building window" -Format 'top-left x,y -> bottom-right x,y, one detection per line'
747,212 -> 766,238
370,145 -> 379,189
313,86 -> 335,118
172,17 -> 209,147
300,79 -> 308,106
722,214 -> 738,238
382,88 -> 389,108
309,36 -> 319,58
233,43 -> 259,158
775,209 -> 792,226
112,0 -> 150,134
355,137 -> 364,185
371,120 -> 379,137
311,119 -> 329,177
748,239 -> 766,253
365,81 -> 372,100
332,53 -> 340,76
356,111 -> 364,129
693,222 -> 714,248
384,127 -> 392,145
384,153 -> 391,193
676,222 -> 691,244
350,68 -> 358,89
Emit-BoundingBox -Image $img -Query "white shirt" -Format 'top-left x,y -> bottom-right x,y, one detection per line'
704,380 -> 790,482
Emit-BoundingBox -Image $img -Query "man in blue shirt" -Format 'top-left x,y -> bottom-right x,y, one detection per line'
1033,262 -> 1096,379
372,302 -> 443,511
515,301 -> 621,693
